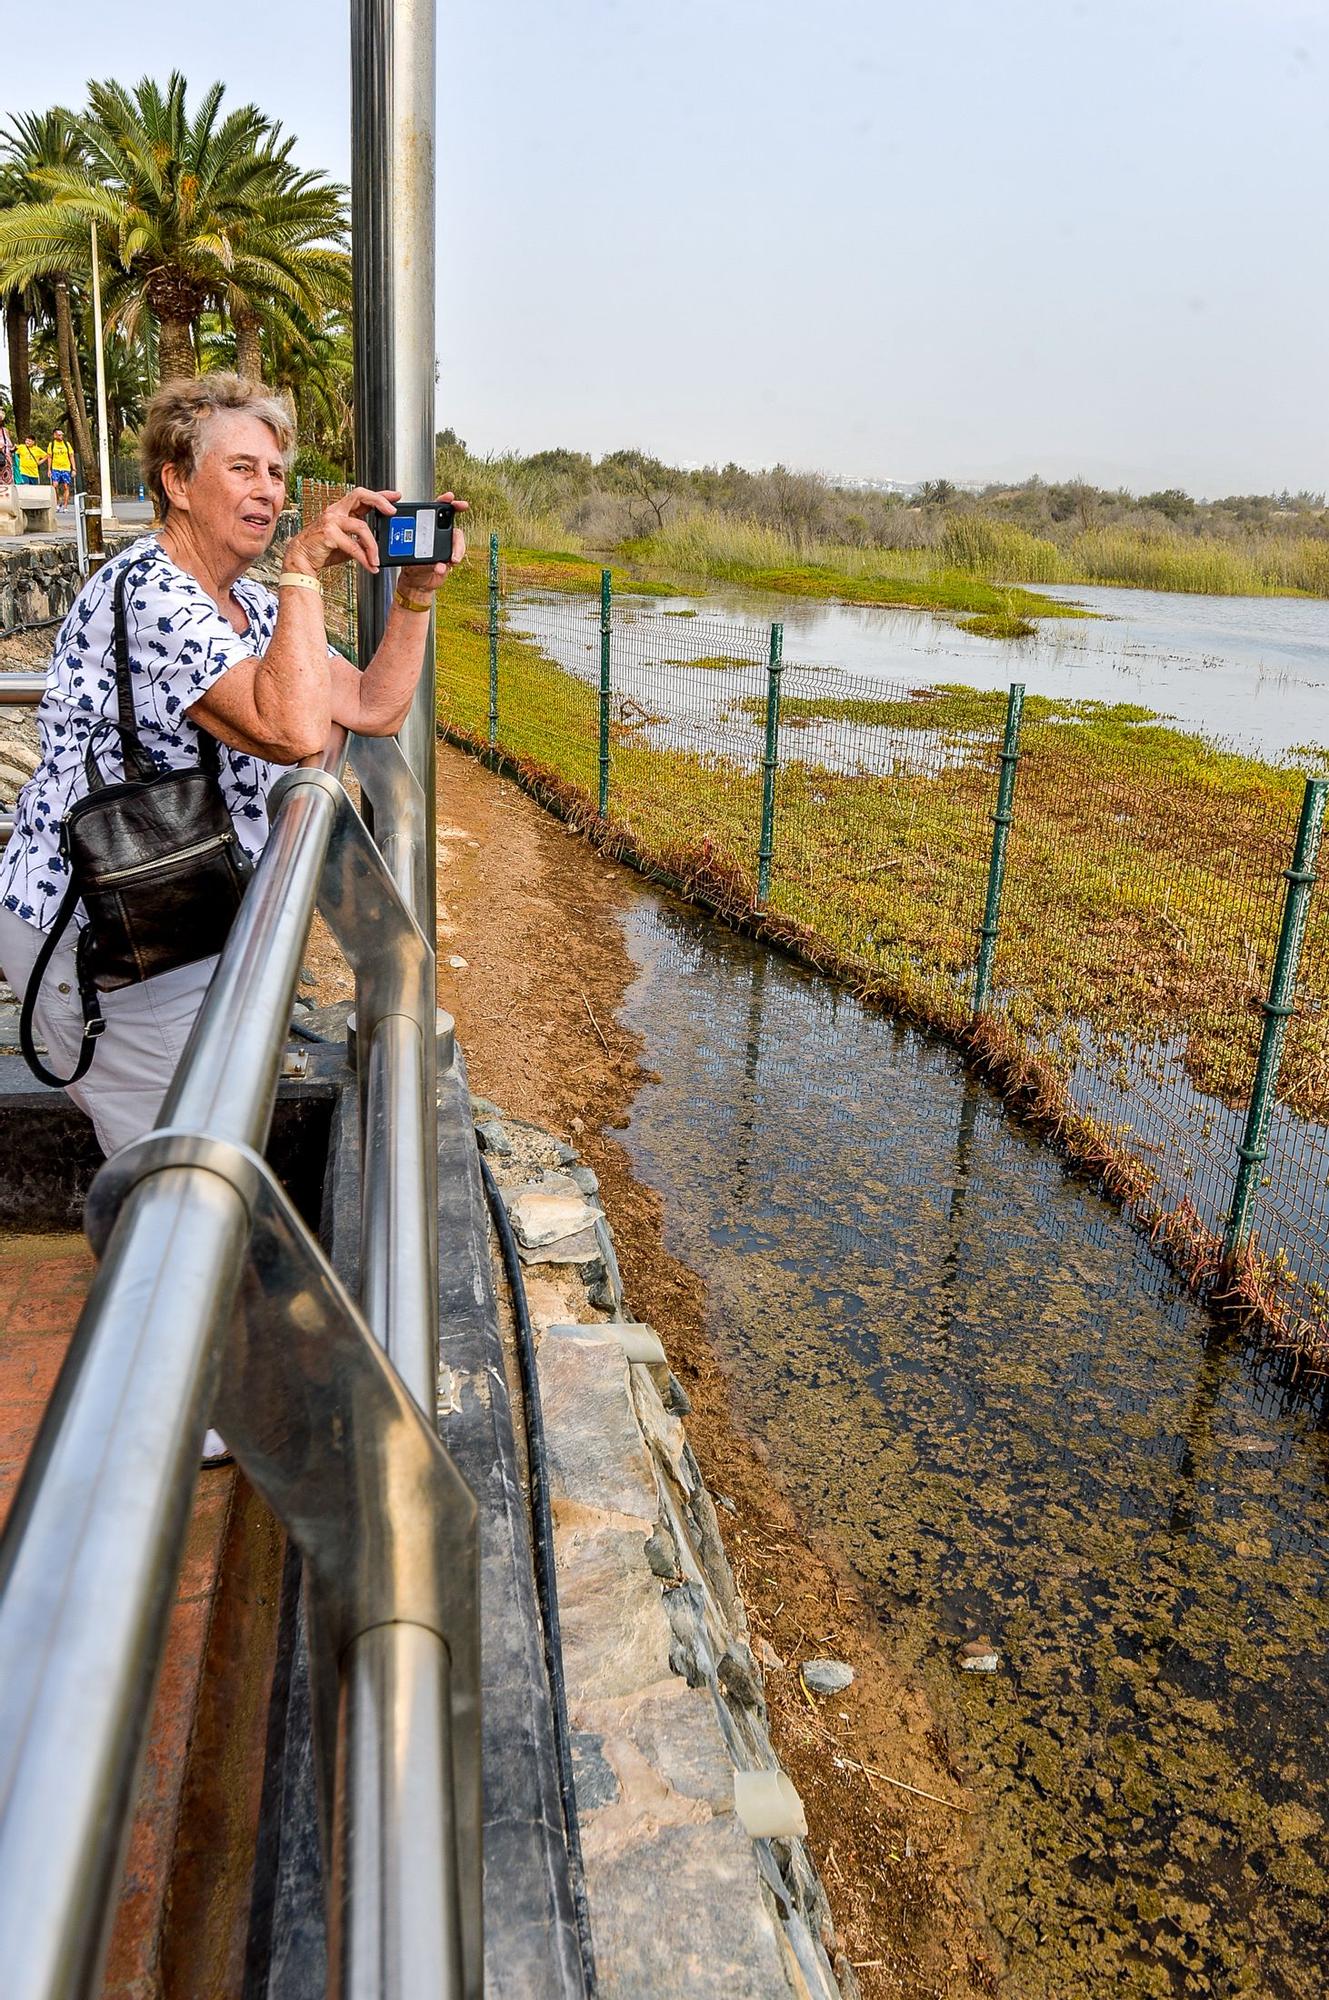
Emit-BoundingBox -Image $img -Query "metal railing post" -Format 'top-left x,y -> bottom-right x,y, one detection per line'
598,568 -> 612,817
351,0 -> 438,944
756,622 -> 783,906
73,490 -> 88,577
488,532 -> 500,747
974,682 -> 1025,1016
1224,775 -> 1327,1261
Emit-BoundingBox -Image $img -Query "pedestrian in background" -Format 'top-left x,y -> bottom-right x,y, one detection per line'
0,412 -> 13,483
48,430 -> 74,508
13,437 -> 44,484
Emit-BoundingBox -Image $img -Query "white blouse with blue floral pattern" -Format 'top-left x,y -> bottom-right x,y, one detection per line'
0,535 -> 289,933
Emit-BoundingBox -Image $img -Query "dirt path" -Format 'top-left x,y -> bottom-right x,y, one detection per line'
319,740 -> 999,1999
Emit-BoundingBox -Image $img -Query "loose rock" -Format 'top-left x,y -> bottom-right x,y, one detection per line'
665,1372 -> 692,1416
476,1119 -> 513,1157
802,1659 -> 855,1696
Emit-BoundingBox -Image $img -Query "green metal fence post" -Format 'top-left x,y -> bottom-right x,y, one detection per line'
488,533 -> 500,748
756,623 -> 784,906
973,682 -> 1026,1016
1224,775 -> 1328,1260
598,568 -> 612,818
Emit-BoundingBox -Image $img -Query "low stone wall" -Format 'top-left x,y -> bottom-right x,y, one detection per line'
0,542 -> 84,636
475,1098 -> 858,2000
0,530 -> 145,638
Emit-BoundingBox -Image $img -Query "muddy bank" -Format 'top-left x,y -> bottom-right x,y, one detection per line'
422,742 -> 998,1998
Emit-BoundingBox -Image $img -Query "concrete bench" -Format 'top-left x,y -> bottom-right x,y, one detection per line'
8,485 -> 57,534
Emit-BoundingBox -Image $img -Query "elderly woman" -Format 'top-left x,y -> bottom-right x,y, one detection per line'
0,371 -> 465,1157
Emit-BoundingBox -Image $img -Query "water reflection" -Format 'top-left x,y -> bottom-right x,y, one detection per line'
619,892 -> 1329,1999
514,580 -> 1329,761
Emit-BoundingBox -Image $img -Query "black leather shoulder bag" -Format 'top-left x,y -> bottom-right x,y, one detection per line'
19,560 -> 253,1087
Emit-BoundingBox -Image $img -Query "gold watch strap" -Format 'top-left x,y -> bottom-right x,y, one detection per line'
394,588 -> 434,614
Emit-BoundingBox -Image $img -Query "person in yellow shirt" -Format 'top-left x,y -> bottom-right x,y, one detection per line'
13,437 -> 44,485
48,430 -> 75,507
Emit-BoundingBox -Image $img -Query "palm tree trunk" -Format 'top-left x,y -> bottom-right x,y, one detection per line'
158,315 -> 197,382
5,298 -> 31,436
53,278 -> 102,554
235,313 -> 263,382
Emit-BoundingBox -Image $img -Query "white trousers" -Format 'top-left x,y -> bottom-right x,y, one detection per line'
0,907 -> 217,1156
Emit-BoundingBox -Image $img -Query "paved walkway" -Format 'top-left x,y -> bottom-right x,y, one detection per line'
0,498 -> 154,553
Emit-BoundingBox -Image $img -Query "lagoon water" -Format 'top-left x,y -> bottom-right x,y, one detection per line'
617,891 -> 1329,1999
510,582 -> 1329,762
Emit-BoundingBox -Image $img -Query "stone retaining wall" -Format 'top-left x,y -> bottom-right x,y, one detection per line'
0,532 -> 144,639
0,542 -> 84,636
474,1098 -> 859,2000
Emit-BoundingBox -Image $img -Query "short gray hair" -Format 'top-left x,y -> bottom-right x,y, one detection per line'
139,373 -> 295,517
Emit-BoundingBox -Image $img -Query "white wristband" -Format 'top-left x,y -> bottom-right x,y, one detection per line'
278,570 -> 322,593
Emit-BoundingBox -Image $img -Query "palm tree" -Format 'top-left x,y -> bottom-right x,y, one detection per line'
1,277 -> 32,437
0,75 -> 349,384
30,318 -> 145,450
0,110 -> 99,513
267,306 -> 354,465
222,130 -> 351,381
0,146 -> 34,433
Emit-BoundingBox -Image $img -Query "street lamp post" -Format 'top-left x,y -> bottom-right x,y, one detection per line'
89,222 -> 117,532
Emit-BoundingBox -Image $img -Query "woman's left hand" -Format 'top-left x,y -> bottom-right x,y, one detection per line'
397,494 -> 469,599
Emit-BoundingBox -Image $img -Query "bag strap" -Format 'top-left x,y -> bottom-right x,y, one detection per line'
111,561 -> 221,780
18,875 -> 105,1089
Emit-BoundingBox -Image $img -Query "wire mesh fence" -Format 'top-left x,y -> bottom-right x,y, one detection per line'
294,483 -> 1329,1373
294,479 -> 359,660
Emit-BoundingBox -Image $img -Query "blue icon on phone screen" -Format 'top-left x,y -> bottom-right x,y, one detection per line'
387,517 -> 416,558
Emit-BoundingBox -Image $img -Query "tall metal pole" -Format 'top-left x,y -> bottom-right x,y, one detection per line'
89,223 -> 116,538
348,14 -> 470,1995
351,0 -> 438,943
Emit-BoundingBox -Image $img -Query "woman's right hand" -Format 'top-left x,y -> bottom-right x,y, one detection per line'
286,487 -> 401,578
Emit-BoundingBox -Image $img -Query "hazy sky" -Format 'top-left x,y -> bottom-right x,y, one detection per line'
6,0 -> 1327,494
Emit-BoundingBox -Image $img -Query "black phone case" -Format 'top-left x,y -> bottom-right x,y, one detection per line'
374,501 -> 456,566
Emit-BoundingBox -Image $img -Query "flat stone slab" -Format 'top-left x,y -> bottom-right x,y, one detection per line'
515,1223 -> 602,1267
577,1678 -> 736,1816
547,1321 -> 667,1370
583,1817 -> 792,1999
555,1522 -> 674,1702
538,1329 -> 658,1528
504,1184 -> 599,1248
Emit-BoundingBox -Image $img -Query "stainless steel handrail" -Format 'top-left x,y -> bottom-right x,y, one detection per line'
0,675 -> 47,703
0,742 -> 481,1998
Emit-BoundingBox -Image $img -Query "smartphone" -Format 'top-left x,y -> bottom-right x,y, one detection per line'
373,499 -> 456,567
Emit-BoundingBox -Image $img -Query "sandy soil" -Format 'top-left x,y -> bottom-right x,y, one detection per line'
310,740 -> 1001,2000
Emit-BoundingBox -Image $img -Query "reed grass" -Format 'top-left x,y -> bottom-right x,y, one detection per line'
617,510 -> 1329,607
957,609 -> 1038,639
